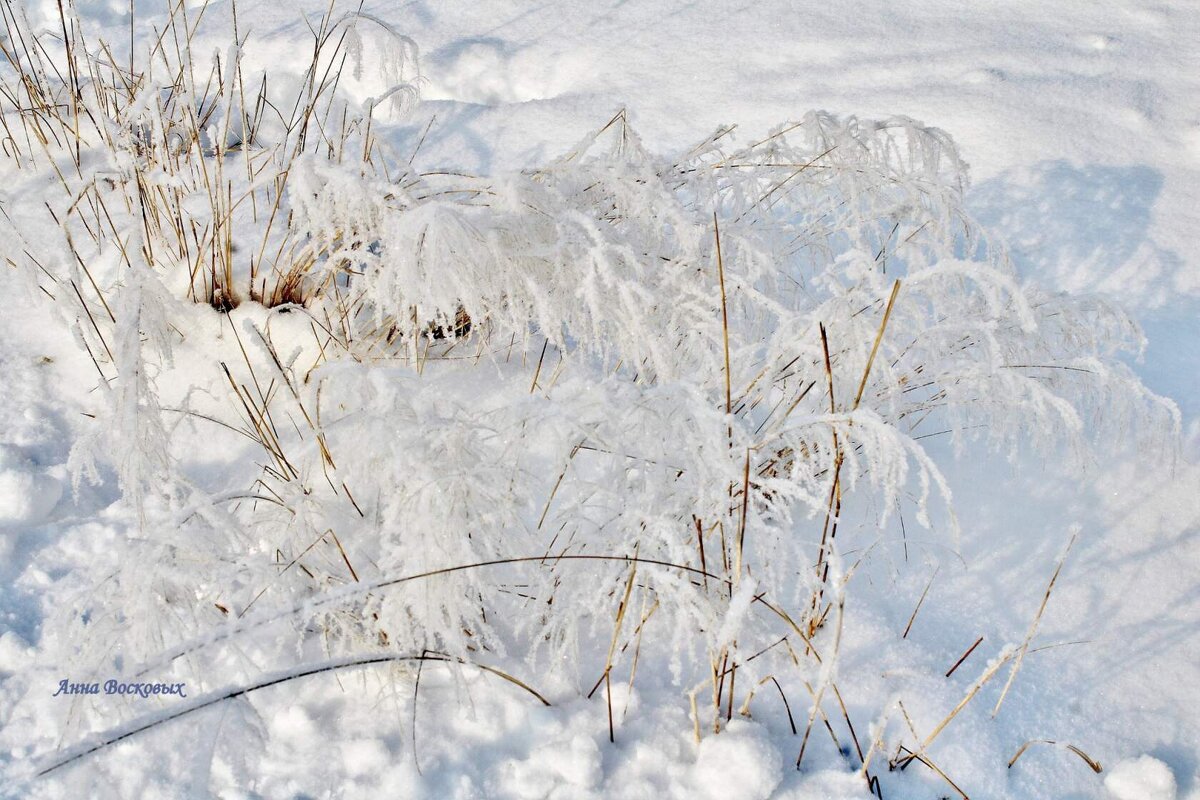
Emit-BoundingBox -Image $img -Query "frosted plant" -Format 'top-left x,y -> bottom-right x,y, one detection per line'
0,0 -> 1179,784
0,0 -> 427,671
335,11 -> 422,118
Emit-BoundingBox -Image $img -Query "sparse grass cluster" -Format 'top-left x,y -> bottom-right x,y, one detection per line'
1,0 -> 416,313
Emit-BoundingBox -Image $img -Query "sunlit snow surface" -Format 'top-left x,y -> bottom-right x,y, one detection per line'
1,1 -> 1198,799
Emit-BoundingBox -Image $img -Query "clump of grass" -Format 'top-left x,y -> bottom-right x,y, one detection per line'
1,0 -> 417,316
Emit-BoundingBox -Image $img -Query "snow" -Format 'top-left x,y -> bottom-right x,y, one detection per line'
500,733 -> 604,798
1105,756 -> 1178,800
0,446 -> 62,531
0,1 -> 1198,799
693,719 -> 784,800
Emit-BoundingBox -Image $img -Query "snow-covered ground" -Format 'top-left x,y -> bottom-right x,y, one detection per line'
1,1 -> 1198,798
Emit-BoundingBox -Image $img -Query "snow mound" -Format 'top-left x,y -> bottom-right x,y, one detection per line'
693,720 -> 783,800
0,631 -> 34,676
501,733 -> 603,798
1105,756 -> 1177,800
0,445 -> 61,530
423,39 -> 588,105
778,770 -> 873,799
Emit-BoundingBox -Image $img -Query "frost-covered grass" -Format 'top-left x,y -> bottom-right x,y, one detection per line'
0,2 -> 1186,797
